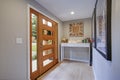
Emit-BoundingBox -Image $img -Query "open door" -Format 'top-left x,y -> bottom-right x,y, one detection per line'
30,8 -> 58,80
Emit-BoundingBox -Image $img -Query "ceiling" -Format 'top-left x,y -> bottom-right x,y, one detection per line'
35,0 -> 96,21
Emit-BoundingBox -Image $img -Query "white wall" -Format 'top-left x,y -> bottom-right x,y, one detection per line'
63,18 -> 92,41
62,18 -> 92,62
93,0 -> 120,80
0,0 -> 63,80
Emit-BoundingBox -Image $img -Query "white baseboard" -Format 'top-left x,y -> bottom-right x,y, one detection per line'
64,58 -> 89,63
92,66 -> 97,80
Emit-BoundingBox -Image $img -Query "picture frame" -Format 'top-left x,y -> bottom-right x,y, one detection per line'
91,8 -> 96,47
69,22 -> 84,37
95,0 -> 112,61
90,10 -> 96,66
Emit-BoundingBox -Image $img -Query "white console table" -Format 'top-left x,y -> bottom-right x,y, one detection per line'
61,43 -> 90,62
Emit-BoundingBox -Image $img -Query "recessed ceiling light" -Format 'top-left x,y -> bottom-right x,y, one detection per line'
70,11 -> 75,15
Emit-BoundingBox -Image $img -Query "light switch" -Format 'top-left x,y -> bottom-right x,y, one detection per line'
16,38 -> 23,44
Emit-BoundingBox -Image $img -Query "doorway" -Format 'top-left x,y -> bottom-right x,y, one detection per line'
30,8 -> 58,80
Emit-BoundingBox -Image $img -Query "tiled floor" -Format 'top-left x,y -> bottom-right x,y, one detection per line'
37,60 -> 94,80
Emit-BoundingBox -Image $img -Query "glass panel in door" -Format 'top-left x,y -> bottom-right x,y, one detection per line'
31,13 -> 38,72
30,8 -> 40,80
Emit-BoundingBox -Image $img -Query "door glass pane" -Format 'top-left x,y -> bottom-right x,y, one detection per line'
43,57 -> 53,66
43,40 -> 52,45
42,19 -> 47,25
31,13 -> 37,72
47,21 -> 52,27
42,29 -> 52,36
43,49 -> 53,56
42,19 -> 52,27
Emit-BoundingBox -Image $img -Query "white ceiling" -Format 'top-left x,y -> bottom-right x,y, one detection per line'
35,0 -> 96,21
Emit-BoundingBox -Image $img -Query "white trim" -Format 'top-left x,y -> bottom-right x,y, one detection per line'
27,4 -> 59,23
92,66 -> 97,80
27,4 -> 30,80
64,58 -> 89,63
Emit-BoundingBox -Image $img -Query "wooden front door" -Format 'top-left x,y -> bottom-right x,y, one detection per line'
30,8 -> 58,80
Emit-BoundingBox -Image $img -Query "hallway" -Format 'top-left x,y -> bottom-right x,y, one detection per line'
37,61 -> 94,80
1,0 -> 120,80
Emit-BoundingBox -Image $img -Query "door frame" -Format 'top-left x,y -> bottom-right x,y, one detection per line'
27,5 -> 58,80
